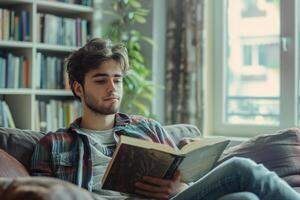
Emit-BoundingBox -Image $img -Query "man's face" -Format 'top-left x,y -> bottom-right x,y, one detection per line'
81,59 -> 123,115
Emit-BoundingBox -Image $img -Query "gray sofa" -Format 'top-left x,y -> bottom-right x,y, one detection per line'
0,125 -> 300,199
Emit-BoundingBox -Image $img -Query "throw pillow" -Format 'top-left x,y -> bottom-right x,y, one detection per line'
218,128 -> 300,190
0,127 -> 44,171
0,177 -> 104,200
0,149 -> 29,177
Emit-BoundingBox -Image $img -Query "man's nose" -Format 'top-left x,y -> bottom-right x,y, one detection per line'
107,78 -> 116,92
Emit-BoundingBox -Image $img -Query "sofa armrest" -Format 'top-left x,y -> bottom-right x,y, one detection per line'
0,177 -> 106,200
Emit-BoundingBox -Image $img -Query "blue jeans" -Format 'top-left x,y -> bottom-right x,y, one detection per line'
171,157 -> 300,200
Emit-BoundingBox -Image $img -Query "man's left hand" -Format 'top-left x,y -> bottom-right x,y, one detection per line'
135,170 -> 188,199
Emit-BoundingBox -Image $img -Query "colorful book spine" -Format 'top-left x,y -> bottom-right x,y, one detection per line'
0,8 -> 30,41
36,52 -> 69,89
0,52 -> 30,88
37,100 -> 81,131
38,13 -> 90,46
0,101 -> 16,128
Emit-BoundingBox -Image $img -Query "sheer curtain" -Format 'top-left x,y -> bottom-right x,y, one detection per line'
165,0 -> 205,131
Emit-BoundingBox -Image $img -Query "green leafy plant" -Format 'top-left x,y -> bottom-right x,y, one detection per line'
104,0 -> 154,117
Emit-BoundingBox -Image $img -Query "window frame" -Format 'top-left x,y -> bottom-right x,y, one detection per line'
211,0 -> 298,137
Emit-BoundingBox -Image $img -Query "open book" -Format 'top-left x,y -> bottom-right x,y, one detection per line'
102,135 -> 230,195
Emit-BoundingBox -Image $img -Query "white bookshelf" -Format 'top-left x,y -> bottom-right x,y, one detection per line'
0,41 -> 33,48
0,0 -> 94,130
35,89 -> 73,96
37,1 -> 93,13
35,43 -> 77,52
0,88 -> 33,95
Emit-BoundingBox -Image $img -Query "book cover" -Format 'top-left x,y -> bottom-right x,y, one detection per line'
3,9 -> 9,40
7,53 -> 14,88
1,101 -> 8,127
9,10 -> 15,40
24,59 -> 30,88
13,56 -> 19,88
39,14 -> 45,43
14,15 -> 19,41
76,18 -> 81,47
39,101 -> 47,132
102,142 -> 179,194
0,100 -> 4,127
36,52 -> 41,88
25,11 -> 30,41
18,56 -> 24,88
21,11 -> 26,41
0,9 -> 3,40
102,135 -> 229,195
3,101 -> 16,128
0,58 -> 5,88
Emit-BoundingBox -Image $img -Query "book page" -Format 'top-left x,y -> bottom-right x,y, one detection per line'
180,137 -> 228,155
178,140 -> 229,183
121,135 -> 178,155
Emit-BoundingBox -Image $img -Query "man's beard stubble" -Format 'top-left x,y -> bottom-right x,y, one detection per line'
83,92 -> 120,115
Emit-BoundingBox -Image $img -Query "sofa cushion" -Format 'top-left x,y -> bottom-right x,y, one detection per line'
0,177 -> 105,200
283,175 -> 300,187
0,124 -> 200,170
218,128 -> 300,189
0,127 -> 44,171
163,124 -> 202,146
0,149 -> 29,177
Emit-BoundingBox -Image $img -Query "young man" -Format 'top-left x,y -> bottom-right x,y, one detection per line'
31,38 -> 300,200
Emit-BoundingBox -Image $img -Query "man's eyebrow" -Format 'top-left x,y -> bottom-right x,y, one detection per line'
91,73 -> 123,78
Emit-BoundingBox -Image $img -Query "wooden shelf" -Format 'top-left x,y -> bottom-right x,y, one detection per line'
37,0 -> 93,14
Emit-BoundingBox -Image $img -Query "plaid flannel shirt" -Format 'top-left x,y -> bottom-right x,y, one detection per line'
30,113 -> 177,191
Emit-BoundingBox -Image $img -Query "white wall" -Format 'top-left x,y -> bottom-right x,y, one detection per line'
151,0 -> 167,123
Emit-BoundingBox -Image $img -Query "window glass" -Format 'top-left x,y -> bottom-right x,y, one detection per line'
225,0 -> 280,125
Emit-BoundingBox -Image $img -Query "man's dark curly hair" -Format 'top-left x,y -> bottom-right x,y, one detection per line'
65,38 -> 129,101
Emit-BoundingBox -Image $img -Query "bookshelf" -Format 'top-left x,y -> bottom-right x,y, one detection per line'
0,0 -> 93,130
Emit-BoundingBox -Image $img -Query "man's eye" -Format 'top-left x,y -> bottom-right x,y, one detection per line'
95,80 -> 106,84
114,79 -> 123,83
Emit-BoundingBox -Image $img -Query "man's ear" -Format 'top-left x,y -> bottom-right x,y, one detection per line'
73,81 -> 84,100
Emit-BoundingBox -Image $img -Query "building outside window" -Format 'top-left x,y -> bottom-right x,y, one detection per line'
212,0 -> 297,136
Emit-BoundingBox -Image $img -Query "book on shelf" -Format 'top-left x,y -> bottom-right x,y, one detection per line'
37,13 -> 90,46
0,52 -> 30,89
101,135 -> 230,195
0,8 -> 30,41
43,0 -> 92,6
36,100 -> 81,132
0,57 -> 6,88
0,100 -> 16,128
35,52 -> 68,89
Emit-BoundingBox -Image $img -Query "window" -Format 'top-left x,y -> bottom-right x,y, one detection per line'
258,43 -> 280,67
242,45 -> 252,66
212,0 -> 297,136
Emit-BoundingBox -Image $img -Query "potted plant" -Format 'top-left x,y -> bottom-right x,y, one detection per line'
104,0 -> 154,117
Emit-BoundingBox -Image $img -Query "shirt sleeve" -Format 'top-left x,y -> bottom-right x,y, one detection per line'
30,134 -> 54,177
147,119 -> 178,149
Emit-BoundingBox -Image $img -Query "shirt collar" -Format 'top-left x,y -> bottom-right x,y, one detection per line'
69,112 -> 131,132
114,112 -> 131,126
